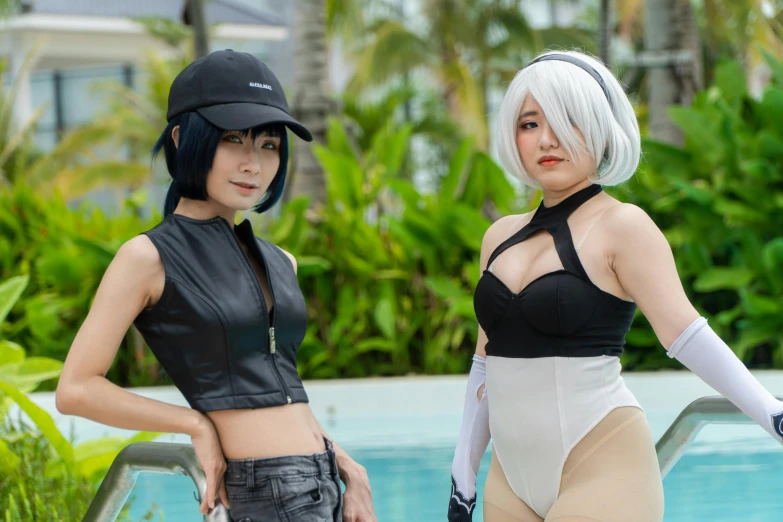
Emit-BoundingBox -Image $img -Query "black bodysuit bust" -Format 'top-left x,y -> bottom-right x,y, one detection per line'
133,214 -> 308,412
474,184 -> 636,359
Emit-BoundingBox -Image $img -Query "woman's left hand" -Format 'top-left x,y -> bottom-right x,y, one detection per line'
341,462 -> 377,522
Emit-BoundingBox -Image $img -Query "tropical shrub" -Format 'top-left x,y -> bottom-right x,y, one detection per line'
1,183 -> 163,388
0,380 -> 159,520
268,118 -> 523,377
616,53 -> 783,369
0,274 -> 63,418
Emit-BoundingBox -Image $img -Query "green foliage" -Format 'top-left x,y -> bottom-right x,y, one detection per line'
0,419 -> 95,522
268,118 -> 521,377
0,380 -> 160,520
0,183 -> 163,388
0,275 -> 63,417
344,0 -> 546,149
616,56 -> 783,369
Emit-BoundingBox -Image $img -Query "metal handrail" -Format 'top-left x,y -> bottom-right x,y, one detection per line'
82,442 -> 229,522
656,395 -> 782,478
84,396 -> 778,520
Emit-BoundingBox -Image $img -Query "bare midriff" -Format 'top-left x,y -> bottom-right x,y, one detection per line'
207,403 -> 325,460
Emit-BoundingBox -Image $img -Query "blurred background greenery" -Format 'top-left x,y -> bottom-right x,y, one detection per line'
2,0 -> 782,387
1,0 -> 782,516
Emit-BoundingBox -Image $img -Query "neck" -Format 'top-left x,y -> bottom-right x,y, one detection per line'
173,198 -> 237,227
541,178 -> 595,208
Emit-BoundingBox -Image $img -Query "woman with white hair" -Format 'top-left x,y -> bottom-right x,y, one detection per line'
448,51 -> 783,522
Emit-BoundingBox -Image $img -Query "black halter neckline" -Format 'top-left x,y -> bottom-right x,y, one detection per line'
486,184 -> 603,279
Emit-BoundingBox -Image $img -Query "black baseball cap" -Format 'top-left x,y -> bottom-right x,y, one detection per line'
166,49 -> 312,142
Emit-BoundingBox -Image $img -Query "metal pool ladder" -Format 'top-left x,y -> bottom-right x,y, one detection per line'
82,442 -> 229,522
83,396 -> 778,521
656,395 -> 781,478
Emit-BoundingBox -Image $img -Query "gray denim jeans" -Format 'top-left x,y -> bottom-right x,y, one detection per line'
223,437 -> 343,522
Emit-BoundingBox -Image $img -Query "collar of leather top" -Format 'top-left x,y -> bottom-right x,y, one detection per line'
485,184 -> 602,280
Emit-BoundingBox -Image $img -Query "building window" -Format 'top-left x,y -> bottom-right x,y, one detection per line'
29,64 -> 136,150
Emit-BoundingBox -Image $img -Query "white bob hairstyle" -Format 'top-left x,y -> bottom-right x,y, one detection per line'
496,50 -> 641,189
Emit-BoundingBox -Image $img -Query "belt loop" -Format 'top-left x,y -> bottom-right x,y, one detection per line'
245,460 -> 255,488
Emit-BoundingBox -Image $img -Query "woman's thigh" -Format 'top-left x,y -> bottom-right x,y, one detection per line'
545,407 -> 664,522
484,450 -> 544,522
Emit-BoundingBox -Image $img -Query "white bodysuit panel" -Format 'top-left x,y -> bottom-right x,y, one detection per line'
486,355 -> 642,518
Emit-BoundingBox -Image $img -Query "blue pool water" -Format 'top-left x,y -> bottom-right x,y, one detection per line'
126,444 -> 783,521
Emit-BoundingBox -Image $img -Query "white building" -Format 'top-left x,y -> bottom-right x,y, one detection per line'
1,0 -> 295,149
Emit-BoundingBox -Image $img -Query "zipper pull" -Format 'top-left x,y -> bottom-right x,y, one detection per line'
287,396 -> 292,404
269,327 -> 276,354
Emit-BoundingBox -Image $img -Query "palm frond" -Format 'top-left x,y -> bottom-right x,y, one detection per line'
347,21 -> 432,92
51,161 -> 150,200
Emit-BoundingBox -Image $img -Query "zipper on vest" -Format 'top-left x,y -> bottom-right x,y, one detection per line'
269,343 -> 292,404
218,221 -> 292,404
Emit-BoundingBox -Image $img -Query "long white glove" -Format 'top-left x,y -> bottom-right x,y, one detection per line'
668,317 -> 783,442
448,354 -> 491,521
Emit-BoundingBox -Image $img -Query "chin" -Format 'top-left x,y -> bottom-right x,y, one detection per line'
533,172 -> 590,192
214,195 -> 259,213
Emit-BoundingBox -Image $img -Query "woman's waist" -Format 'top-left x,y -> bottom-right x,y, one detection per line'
486,354 -> 628,391
486,357 -> 639,425
207,403 -> 325,460
224,435 -> 336,482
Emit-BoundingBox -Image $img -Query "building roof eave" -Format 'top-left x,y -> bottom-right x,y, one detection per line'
3,13 -> 288,41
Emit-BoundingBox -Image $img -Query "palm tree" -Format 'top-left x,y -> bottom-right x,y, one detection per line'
346,0 -> 544,151
291,0 -> 331,205
620,1 -> 781,72
642,0 -> 703,144
0,47 -> 47,187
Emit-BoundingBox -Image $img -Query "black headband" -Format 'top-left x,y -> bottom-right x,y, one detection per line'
527,54 -> 612,105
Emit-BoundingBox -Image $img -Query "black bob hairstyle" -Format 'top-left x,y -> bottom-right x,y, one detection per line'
152,111 -> 288,217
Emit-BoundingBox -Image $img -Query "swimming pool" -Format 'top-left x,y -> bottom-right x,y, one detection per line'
126,442 -> 783,521
25,372 -> 783,521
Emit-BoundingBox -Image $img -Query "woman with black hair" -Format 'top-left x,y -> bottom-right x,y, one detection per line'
56,50 -> 376,522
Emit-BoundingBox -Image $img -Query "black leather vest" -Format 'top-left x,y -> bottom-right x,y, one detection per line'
133,213 -> 309,412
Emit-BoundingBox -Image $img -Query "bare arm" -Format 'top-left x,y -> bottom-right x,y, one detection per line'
56,235 -> 228,514
56,235 -> 204,434
605,204 -> 700,349
608,204 -> 783,442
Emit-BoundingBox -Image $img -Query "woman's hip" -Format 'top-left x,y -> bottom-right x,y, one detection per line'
223,437 -> 343,522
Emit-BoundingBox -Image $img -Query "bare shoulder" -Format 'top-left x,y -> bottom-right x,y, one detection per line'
112,235 -> 164,296
602,203 -> 660,236
600,202 -> 669,256
98,235 -> 164,311
483,212 -> 533,246
115,235 -> 163,272
480,211 -> 534,267
277,246 -> 297,274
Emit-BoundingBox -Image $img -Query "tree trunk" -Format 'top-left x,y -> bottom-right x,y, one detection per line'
643,0 -> 703,145
643,0 -> 682,145
291,0 -> 329,206
185,0 -> 209,59
675,0 -> 704,95
598,0 -> 611,66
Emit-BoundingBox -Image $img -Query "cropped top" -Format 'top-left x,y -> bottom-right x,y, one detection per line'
133,213 -> 309,412
473,184 -> 636,358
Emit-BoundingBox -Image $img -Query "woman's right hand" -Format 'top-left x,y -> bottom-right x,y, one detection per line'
191,413 -> 230,515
